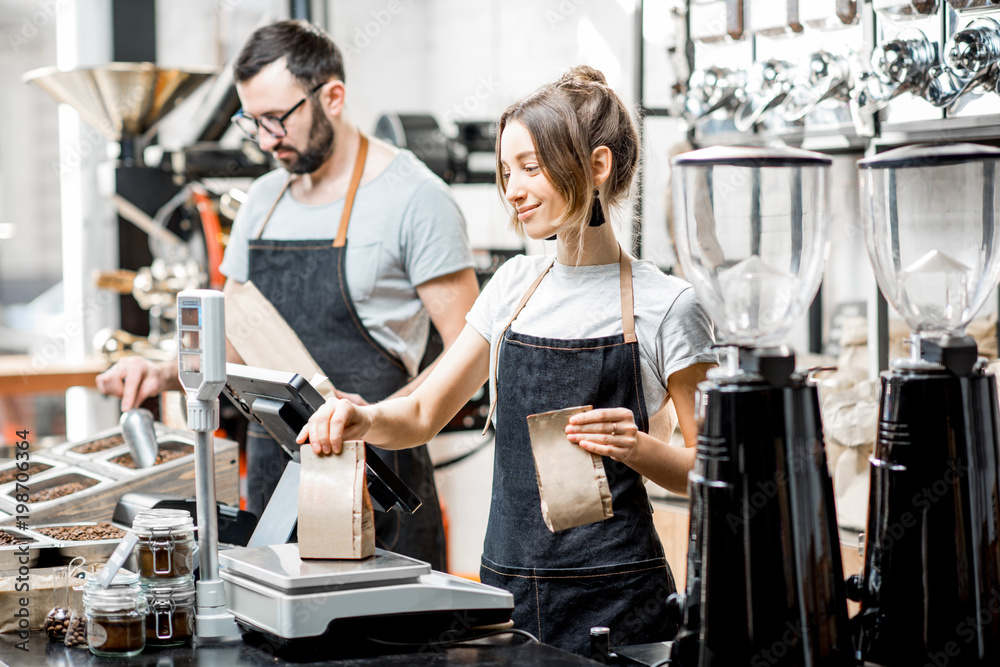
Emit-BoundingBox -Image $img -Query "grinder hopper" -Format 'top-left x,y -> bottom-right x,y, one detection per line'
667,146 -> 853,667
23,62 -> 217,166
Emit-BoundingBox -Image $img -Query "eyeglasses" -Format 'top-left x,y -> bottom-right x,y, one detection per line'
231,81 -> 331,142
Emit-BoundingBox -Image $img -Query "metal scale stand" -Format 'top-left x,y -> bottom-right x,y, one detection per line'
175,289 -> 242,638
176,291 -> 513,651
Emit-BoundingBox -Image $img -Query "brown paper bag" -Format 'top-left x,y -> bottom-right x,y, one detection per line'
297,442 -> 375,559
226,280 -> 336,399
527,405 -> 613,532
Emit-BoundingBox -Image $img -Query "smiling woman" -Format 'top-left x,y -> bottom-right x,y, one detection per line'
498,121 -> 567,241
300,65 -> 716,658
495,66 -> 638,249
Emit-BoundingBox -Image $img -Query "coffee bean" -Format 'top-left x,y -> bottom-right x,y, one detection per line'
35,523 -> 125,541
0,462 -> 53,484
70,435 -> 124,454
0,531 -> 33,546
26,479 -> 99,503
110,447 -> 191,469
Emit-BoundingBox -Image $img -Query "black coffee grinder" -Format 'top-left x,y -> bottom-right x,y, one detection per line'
667,146 -> 853,667
851,143 -> 1000,666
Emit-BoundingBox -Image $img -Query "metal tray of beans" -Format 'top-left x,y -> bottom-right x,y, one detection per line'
0,454 -> 67,486
20,522 -> 135,568
52,424 -> 194,462
91,438 -> 196,476
0,526 -> 59,570
50,425 -> 129,460
0,467 -> 114,515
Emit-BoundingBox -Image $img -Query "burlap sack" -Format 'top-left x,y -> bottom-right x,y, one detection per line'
298,442 -> 375,559
0,560 -> 98,633
814,316 -> 876,531
527,406 -> 613,533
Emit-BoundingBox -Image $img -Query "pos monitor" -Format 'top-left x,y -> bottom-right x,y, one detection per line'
223,363 -> 421,516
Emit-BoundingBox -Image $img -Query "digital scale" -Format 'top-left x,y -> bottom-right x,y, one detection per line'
175,289 -> 513,652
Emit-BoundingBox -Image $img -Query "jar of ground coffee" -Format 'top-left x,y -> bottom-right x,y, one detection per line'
142,576 -> 195,646
83,571 -> 146,657
132,509 -> 196,579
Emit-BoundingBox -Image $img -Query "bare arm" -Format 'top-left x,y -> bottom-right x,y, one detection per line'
387,267 -> 479,398
298,323 -> 490,455
568,362 -> 714,494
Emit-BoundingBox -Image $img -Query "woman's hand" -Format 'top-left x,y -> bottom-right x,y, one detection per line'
296,397 -> 374,456
565,407 -> 640,465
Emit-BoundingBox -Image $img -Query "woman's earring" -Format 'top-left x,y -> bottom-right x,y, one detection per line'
588,189 -> 606,227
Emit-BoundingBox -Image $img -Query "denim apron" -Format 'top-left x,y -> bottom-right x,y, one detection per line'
243,135 -> 446,570
479,251 -> 677,657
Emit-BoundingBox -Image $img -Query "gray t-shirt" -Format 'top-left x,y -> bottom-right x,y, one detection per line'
220,149 -> 474,376
467,254 -> 717,424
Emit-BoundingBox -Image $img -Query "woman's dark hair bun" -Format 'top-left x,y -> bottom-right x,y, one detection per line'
562,65 -> 607,87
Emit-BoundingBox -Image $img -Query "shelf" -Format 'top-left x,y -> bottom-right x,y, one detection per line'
0,355 -> 106,395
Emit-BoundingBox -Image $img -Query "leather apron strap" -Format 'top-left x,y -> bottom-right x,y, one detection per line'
252,134 -> 370,245
482,247 -> 636,433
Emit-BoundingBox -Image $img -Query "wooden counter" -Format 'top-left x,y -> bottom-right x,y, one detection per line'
0,355 -> 106,395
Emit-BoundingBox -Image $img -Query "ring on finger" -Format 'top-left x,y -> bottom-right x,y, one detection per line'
611,423 -> 617,436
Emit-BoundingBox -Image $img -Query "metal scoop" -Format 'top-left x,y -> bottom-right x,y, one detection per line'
120,408 -> 159,468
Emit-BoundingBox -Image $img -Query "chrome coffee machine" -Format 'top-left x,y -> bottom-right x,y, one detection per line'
667,146 -> 853,667
850,143 -> 1000,666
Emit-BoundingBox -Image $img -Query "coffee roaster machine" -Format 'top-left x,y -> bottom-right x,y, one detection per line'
23,62 -> 271,366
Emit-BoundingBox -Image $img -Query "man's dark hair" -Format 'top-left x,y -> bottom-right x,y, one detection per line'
234,20 -> 345,90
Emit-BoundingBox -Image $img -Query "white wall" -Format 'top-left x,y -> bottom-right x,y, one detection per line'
328,0 -> 638,144
0,0 -> 62,307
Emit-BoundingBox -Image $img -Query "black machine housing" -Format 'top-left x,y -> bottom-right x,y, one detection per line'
849,336 -> 1000,666
669,347 -> 853,667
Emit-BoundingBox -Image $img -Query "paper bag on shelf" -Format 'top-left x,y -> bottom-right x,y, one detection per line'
225,280 -> 336,399
527,405 -> 613,533
297,442 -> 374,560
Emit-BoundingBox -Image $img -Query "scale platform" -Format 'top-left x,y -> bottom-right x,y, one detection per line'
220,543 -> 514,644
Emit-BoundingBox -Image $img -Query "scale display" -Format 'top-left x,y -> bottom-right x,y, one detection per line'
176,291 -> 226,401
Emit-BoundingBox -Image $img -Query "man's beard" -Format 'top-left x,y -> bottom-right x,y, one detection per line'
279,103 -> 334,174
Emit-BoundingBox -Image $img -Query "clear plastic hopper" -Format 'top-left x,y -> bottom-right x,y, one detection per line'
671,146 -> 832,353
858,143 -> 1000,358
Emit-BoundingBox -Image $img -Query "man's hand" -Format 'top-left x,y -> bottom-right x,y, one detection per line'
95,357 -> 170,411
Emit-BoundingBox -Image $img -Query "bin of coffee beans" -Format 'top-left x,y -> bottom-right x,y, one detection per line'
70,434 -> 124,455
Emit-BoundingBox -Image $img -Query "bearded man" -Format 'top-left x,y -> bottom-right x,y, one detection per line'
96,20 -> 478,570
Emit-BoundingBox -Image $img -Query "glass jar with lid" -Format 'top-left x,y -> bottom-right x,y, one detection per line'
83,571 -> 146,657
132,509 -> 196,579
142,576 -> 196,647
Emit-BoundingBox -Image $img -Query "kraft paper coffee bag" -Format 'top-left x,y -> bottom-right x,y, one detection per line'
527,405 -> 613,532
298,442 -> 374,559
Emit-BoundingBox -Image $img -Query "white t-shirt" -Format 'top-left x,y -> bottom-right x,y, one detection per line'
466,254 -> 717,424
220,150 -> 474,376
